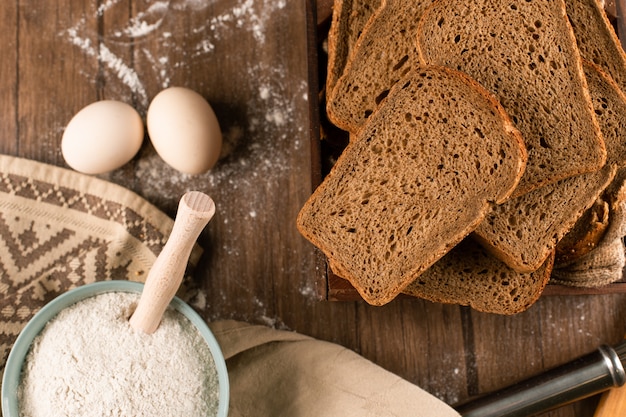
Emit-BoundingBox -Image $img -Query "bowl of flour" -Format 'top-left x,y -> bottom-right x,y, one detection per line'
1,280 -> 229,417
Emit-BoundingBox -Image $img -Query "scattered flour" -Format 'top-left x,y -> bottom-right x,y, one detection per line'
59,0 -> 312,329
63,0 -> 291,100
18,292 -> 219,417
65,27 -> 150,107
120,2 -> 169,38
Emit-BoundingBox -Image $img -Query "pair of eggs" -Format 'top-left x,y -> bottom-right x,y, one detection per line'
61,87 -> 222,175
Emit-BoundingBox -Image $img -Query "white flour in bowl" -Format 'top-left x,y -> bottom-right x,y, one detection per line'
18,292 -> 219,417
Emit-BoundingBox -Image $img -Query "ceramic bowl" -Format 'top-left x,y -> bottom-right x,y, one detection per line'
1,280 -> 229,416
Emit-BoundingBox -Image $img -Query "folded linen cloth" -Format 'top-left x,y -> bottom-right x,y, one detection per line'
0,154 -> 459,416
210,320 -> 460,417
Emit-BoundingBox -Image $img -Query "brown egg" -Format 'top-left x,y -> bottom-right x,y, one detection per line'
61,101 -> 144,175
146,87 -> 222,175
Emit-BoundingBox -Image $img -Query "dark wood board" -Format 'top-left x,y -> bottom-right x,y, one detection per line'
2,2 -> 626,416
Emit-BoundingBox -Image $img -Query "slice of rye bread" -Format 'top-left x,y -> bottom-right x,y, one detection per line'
330,238 -> 553,314
416,0 -> 606,197
472,61 -> 626,273
566,0 -> 626,93
472,167 -> 616,272
325,0 -> 435,133
402,238 -> 554,315
555,60 -> 626,263
297,66 -> 527,306
326,0 -> 383,97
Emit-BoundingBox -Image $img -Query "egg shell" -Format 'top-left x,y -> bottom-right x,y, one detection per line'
146,87 -> 222,175
61,101 -> 144,175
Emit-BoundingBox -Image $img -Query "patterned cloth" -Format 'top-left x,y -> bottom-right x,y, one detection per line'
0,154 -> 202,378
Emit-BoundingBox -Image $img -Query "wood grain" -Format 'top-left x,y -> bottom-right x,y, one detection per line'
1,1 -> 626,416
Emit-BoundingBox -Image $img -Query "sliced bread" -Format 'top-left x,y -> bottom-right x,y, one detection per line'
326,0 -> 383,97
416,0 -> 606,197
581,60 -> 626,167
472,60 -> 626,272
556,167 -> 626,268
326,0 -> 434,133
402,238 -> 553,315
473,166 -> 615,272
566,0 -> 626,93
297,66 -> 527,305
548,58 -> 626,264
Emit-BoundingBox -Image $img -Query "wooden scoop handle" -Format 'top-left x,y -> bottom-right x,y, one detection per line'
129,191 -> 215,334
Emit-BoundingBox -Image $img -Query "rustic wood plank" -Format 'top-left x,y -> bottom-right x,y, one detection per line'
2,2 -> 626,417
316,0 -> 334,25
356,300 -> 470,405
17,1 -> 100,164
0,2 -> 17,155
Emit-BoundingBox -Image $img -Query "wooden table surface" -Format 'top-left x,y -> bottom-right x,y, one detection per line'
3,1 -> 626,416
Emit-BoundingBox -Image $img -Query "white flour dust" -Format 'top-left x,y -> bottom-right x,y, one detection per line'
62,0 -> 289,103
18,292 -> 219,417
58,0 -> 312,328
116,2 -> 169,38
65,27 -> 150,107
133,59 -> 308,211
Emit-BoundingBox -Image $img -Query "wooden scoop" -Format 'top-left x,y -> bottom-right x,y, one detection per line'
129,191 -> 215,334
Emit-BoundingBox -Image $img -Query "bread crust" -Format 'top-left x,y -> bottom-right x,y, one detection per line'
326,0 -> 384,97
555,199 -> 609,264
326,0 -> 434,133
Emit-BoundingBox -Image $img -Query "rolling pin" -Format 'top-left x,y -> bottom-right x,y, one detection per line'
594,335 -> 626,417
455,339 -> 626,417
596,1 -> 626,413
130,191 -> 215,334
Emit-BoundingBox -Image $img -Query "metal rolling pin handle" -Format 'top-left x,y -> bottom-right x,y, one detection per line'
454,340 -> 626,417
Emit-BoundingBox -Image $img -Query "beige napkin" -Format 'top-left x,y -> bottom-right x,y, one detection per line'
210,320 -> 460,417
0,154 -> 459,417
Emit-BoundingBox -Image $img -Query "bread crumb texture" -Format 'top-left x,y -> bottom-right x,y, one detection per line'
472,61 -> 626,273
417,0 -> 605,196
474,165 -> 616,273
566,0 -> 626,93
403,238 -> 553,315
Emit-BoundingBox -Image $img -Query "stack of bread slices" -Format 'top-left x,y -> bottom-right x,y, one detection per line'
297,0 -> 626,313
